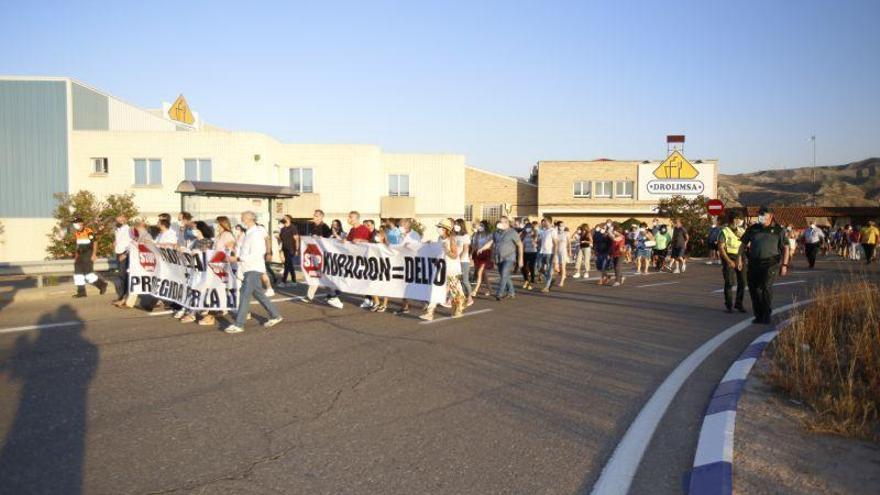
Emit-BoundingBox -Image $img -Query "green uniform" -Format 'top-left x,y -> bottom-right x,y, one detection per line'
741,223 -> 786,323
719,225 -> 746,310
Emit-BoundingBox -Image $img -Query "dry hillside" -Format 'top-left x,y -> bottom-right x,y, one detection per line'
719,158 -> 880,207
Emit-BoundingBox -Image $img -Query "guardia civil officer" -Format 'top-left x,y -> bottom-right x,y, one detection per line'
717,211 -> 747,313
71,217 -> 109,298
738,206 -> 790,324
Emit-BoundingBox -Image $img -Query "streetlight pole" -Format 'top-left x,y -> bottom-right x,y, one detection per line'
810,135 -> 816,206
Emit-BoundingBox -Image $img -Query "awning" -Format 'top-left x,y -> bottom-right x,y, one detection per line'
175,181 -> 297,199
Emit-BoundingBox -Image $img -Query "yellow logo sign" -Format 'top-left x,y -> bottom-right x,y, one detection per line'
168,95 -> 194,125
653,150 -> 699,179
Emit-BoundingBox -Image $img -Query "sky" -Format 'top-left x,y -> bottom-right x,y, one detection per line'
1,0 -> 878,176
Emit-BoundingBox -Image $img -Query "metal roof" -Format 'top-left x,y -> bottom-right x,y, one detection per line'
175,181 -> 298,198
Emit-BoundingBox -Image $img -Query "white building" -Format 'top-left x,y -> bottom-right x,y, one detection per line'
0,76 -> 466,262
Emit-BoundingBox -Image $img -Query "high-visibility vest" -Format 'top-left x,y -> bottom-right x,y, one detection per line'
721,226 -> 742,254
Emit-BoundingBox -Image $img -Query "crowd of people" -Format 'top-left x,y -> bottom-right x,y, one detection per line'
69,207 -> 877,332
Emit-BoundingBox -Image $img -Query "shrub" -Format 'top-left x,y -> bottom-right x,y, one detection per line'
656,195 -> 713,256
769,279 -> 880,442
46,191 -> 139,259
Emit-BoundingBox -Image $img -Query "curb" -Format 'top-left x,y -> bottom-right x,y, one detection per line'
686,318 -> 794,495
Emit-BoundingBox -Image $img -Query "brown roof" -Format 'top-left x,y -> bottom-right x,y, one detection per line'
731,206 -> 880,228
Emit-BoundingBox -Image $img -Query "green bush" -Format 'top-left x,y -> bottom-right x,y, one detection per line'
656,195 -> 713,256
46,191 -> 139,259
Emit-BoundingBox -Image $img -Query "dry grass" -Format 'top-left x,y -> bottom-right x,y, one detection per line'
769,278 -> 880,442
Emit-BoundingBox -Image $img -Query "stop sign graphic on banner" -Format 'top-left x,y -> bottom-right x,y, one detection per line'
707,199 -> 724,216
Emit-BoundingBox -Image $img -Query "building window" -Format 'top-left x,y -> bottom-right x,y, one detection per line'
464,204 -> 473,221
594,180 -> 612,198
91,157 -> 109,175
388,174 -> 410,197
482,204 -> 503,223
134,158 -> 162,186
615,180 -> 634,198
184,158 -> 212,182
573,181 -> 591,198
289,168 -> 314,193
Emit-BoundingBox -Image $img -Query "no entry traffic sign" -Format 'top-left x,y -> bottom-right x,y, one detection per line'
707,199 -> 724,216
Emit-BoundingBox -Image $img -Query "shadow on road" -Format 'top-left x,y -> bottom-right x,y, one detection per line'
0,304 -> 96,494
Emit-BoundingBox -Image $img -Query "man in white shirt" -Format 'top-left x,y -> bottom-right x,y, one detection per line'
536,218 -> 558,292
112,215 -> 133,305
393,218 -> 422,315
155,218 -> 179,247
226,211 -> 283,333
801,222 -> 825,269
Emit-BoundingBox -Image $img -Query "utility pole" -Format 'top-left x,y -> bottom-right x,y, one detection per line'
810,135 -> 816,206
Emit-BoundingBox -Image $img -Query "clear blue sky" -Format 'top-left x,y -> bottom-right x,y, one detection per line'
2,0 -> 878,175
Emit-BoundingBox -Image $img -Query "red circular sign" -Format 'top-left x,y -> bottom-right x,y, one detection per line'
707,199 -> 724,216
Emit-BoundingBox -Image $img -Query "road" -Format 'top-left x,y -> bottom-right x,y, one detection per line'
0,258 -> 872,494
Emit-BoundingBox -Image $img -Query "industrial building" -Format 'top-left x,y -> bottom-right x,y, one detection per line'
0,77 -> 466,262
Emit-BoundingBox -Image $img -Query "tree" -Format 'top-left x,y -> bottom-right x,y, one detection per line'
46,191 -> 139,259
656,195 -> 713,257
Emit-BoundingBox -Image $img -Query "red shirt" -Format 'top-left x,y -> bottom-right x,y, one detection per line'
610,235 -> 626,257
347,224 -> 372,242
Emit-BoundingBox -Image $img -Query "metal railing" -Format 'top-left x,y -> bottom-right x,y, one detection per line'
0,259 -> 118,288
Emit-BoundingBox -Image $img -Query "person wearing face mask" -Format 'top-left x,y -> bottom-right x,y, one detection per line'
653,224 -> 672,271
801,221 -> 824,269
520,221 -> 538,289
476,216 -> 524,300
419,219 -> 465,321
71,217 -> 108,298
553,221 -> 570,287
572,223 -> 592,279
471,220 -> 495,297
634,223 -> 654,275
278,215 -> 299,287
738,206 -> 790,324
111,214 -> 135,305
718,212 -> 747,313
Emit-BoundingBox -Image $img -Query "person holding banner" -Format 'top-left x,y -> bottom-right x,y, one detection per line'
302,209 -> 336,306
224,211 -> 284,334
180,221 -> 215,324
419,219 -> 465,321
392,218 -> 423,316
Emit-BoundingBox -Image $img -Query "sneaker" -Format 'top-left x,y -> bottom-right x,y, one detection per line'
360,298 -> 373,309
418,312 -> 434,321
180,314 -> 197,323
584,272 -> 590,279
375,305 -> 387,313
173,309 -> 186,319
466,297 -> 475,307
705,261 -> 714,265
224,325 -> 244,334
673,268 -> 681,274
327,297 -> 344,309
198,315 -> 216,326
300,297 -> 313,304
572,273 -> 581,279
263,316 -> 283,328
612,281 -> 621,287
620,277 -> 626,285
540,287 -> 550,293
246,312 -> 252,321
265,288 -> 276,297
439,300 -> 452,308
394,308 -> 410,316
682,264 -> 687,272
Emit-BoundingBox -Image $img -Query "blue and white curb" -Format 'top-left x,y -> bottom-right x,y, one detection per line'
686,319 -> 793,495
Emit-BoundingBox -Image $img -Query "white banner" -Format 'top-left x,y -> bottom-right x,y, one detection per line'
300,238 -> 448,304
128,243 -> 240,310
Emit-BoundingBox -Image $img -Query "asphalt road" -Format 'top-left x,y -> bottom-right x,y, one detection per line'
0,257 -> 874,494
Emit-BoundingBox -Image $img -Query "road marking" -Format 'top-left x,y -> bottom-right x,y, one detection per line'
710,280 -> 805,294
636,281 -> 680,288
418,308 -> 493,325
0,321 -> 84,335
589,299 -> 813,495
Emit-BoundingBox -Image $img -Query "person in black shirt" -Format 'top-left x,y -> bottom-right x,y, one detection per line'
738,206 -> 790,324
670,219 -> 689,273
278,215 -> 299,286
302,209 -> 339,306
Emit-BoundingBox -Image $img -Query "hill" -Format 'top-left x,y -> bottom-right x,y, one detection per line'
718,158 -> 880,207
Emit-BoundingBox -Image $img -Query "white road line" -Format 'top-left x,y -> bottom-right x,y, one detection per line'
710,280 -> 805,294
636,281 -> 680,288
0,321 -> 83,334
418,308 -> 493,325
588,299 -> 813,495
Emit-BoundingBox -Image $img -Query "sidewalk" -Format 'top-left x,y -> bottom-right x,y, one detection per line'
734,356 -> 880,494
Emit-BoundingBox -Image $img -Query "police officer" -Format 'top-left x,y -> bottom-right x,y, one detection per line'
718,211 -> 747,313
738,206 -> 790,324
72,217 -> 108,298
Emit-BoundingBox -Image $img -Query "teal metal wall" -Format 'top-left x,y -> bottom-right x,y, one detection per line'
0,80 -> 69,217
72,82 -> 109,130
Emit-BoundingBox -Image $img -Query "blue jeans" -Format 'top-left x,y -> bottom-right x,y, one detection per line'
235,271 -> 281,327
538,253 -> 554,289
496,258 -> 516,297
